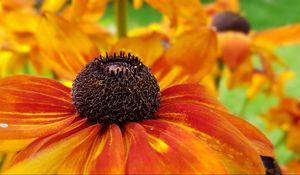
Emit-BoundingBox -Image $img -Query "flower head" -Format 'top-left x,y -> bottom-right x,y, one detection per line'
212,11 -> 300,98
0,51 -> 274,174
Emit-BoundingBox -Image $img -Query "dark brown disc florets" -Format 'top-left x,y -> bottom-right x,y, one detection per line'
72,52 -> 160,124
211,11 -> 251,34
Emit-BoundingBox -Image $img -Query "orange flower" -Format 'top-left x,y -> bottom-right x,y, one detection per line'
212,11 -> 299,98
262,97 -> 300,153
286,160 -> 300,174
0,54 -> 273,173
142,0 -> 299,98
0,0 -> 111,76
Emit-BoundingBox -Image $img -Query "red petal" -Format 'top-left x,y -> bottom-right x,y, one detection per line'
9,118 -> 89,165
222,112 -> 274,157
161,84 -> 227,111
160,84 -> 274,157
156,103 -> 265,173
88,124 -> 126,174
124,123 -> 169,174
139,121 -> 227,174
4,123 -> 99,174
0,75 -> 76,139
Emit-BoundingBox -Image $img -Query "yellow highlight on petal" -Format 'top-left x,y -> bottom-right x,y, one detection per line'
63,81 -> 73,88
148,135 -> 169,153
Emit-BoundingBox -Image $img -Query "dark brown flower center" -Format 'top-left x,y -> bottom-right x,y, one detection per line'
72,52 -> 160,124
211,11 -> 251,34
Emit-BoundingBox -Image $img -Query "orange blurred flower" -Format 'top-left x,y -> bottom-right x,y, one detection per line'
0,0 -> 111,77
262,97 -> 300,153
286,160 -> 300,174
0,52 -> 273,173
212,11 -> 299,99
141,0 -> 299,98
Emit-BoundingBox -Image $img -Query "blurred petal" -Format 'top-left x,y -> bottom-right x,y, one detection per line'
88,124 -> 125,174
253,23 -> 300,48
4,124 -> 99,174
41,0 -> 67,12
0,0 -> 35,10
156,102 -> 265,173
63,0 -> 109,23
111,32 -> 165,67
153,28 -> 217,88
36,12 -> 99,80
227,57 -> 253,88
3,9 -> 38,33
246,73 -> 268,99
144,0 -> 206,27
204,0 -> 239,16
215,0 -> 240,12
218,32 -> 251,70
139,121 -> 227,174
0,75 -> 76,139
287,160 -> 300,174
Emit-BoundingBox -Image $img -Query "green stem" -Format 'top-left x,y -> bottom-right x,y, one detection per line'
239,97 -> 249,117
114,0 -> 128,38
215,58 -> 224,90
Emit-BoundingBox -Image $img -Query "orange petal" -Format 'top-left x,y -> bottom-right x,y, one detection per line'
36,12 -> 99,80
41,0 -> 67,12
57,123 -> 100,174
124,122 -> 169,174
161,84 -> 274,157
215,0 -> 240,13
111,32 -> 165,67
252,23 -> 300,48
144,0 -> 207,28
156,103 -> 265,173
9,118 -> 89,165
3,124 -> 99,174
152,28 -> 217,88
88,124 -> 125,174
0,75 -> 76,139
218,32 -> 251,70
161,84 -> 226,111
0,0 -> 35,10
0,139 -> 34,153
3,9 -> 38,33
221,112 -> 274,157
139,121 -> 227,174
62,0 -> 109,23
287,160 -> 300,174
227,57 -> 254,88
